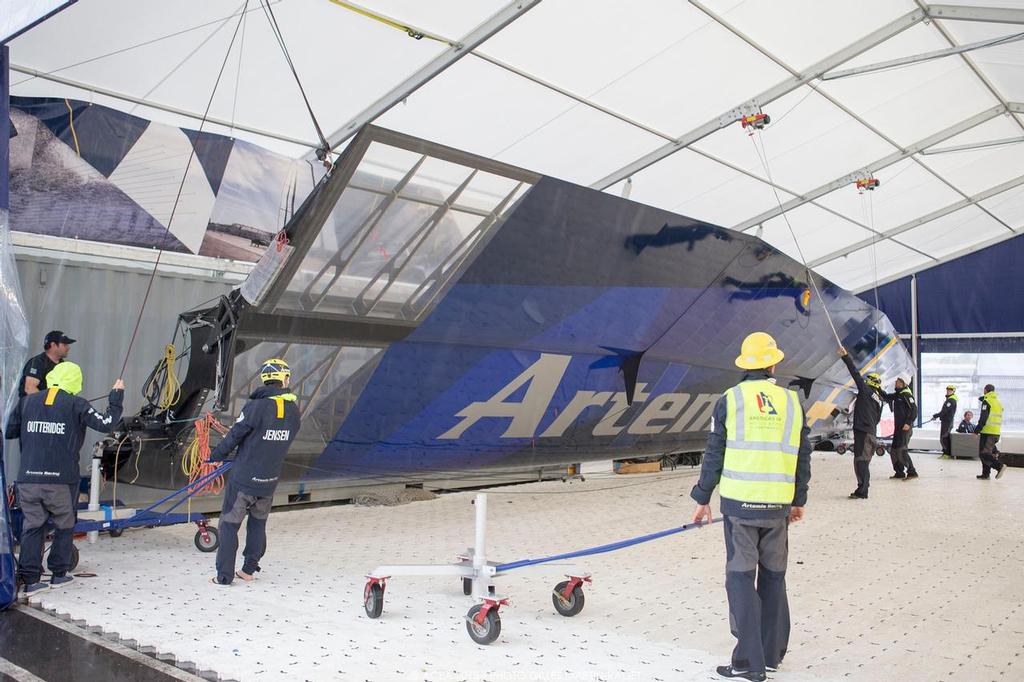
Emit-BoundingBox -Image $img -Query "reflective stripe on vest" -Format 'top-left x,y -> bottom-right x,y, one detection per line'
44,387 -> 59,406
981,391 -> 1003,436
720,380 -> 802,505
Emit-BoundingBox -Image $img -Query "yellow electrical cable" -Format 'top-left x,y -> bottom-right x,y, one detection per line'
327,0 -> 449,43
64,98 -> 81,155
146,344 -> 182,410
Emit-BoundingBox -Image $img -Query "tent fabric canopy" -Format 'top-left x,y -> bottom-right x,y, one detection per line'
7,0 -> 1024,291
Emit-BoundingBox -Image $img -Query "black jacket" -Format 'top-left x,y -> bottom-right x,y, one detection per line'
209,386 -> 300,497
956,419 -> 977,434
5,387 -> 123,485
840,354 -> 884,434
933,395 -> 958,429
884,387 -> 917,430
690,371 -> 812,519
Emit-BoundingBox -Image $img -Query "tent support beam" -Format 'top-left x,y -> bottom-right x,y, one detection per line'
854,228 -> 1024,294
808,173 -> 1024,269
732,105 -> 1007,233
588,7 -> 926,191
8,63 -> 322,150
926,4 -> 1024,25
324,0 -> 541,150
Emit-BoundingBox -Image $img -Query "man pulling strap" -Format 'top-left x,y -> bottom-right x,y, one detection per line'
692,332 -> 812,681
933,385 -> 958,459
5,362 -> 123,596
838,347 -> 885,499
208,358 -> 300,585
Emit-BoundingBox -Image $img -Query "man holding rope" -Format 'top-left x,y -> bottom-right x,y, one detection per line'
692,332 -> 812,681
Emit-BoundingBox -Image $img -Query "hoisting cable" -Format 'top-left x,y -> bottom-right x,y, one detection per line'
118,2 -> 251,380
259,0 -> 333,165
496,518 -> 724,572
748,129 -> 842,346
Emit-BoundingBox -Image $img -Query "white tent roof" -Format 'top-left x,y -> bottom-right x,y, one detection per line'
8,0 -> 1024,291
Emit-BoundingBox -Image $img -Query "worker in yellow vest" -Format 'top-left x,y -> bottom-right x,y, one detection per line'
976,383 -> 1006,480
692,332 -> 812,682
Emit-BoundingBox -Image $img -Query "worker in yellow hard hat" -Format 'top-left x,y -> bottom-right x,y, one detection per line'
932,385 -> 958,458
692,331 -> 812,682
838,346 -> 886,499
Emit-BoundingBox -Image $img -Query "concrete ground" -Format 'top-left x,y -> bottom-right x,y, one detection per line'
25,451 -> 1024,682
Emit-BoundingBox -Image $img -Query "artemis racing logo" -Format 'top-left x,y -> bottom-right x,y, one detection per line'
438,353 -> 718,440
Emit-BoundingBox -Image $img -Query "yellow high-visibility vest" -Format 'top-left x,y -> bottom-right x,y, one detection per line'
981,391 -> 1003,436
720,380 -> 803,505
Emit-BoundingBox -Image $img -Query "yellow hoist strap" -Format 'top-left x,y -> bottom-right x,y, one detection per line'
44,386 -> 59,406
327,0 -> 450,44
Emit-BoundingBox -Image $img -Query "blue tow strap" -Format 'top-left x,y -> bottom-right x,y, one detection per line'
495,517 -> 723,572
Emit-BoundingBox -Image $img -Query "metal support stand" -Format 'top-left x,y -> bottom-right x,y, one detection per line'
87,454 -> 101,544
362,492 -> 591,644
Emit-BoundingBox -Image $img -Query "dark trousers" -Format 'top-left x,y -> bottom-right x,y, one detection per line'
890,427 -> 916,476
853,431 -> 875,496
724,516 -> 790,675
979,434 -> 1003,477
16,483 -> 77,584
215,481 -> 273,584
939,426 -> 952,456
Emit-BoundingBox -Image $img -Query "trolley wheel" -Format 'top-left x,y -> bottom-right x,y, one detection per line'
836,443 -> 847,455
466,604 -> 501,645
364,583 -> 384,618
194,526 -> 219,553
69,544 -> 80,572
876,445 -> 887,457
108,528 -> 124,538
463,577 -> 472,596
552,581 -> 586,617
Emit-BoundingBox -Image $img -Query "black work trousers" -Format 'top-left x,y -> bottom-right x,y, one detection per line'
16,483 -> 77,585
890,427 -> 916,476
215,481 -> 273,584
937,425 -> 954,456
853,430 -> 876,497
723,515 -> 791,676
979,434 -> 1003,477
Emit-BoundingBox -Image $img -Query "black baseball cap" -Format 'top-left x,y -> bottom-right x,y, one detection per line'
44,330 -> 76,347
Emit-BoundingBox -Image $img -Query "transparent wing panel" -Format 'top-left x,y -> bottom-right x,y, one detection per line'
270,129 -> 536,321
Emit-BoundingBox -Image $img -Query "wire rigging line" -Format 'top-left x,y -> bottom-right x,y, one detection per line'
748,130 -> 842,346
118,1 -> 251,379
230,4 -> 249,137
327,0 -> 449,44
258,0 -> 331,158
8,4 -> 274,89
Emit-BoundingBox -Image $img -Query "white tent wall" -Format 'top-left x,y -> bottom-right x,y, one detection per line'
5,0 -> 1024,293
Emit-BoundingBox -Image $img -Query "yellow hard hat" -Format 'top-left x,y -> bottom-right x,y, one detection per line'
735,332 -> 785,370
259,358 -> 291,384
46,361 -> 83,396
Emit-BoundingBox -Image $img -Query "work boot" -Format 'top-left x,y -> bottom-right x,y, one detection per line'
996,466 -> 1007,480
716,665 -> 767,681
977,475 -> 990,480
50,575 -> 74,589
849,491 -> 867,499
905,471 -> 919,480
890,473 -> 905,479
24,581 -> 50,597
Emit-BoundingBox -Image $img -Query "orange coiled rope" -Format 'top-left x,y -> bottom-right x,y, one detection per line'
183,413 -> 230,496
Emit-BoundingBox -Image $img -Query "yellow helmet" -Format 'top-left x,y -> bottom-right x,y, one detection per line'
735,332 -> 785,370
259,358 -> 291,384
865,372 -> 882,388
45,361 -> 83,396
